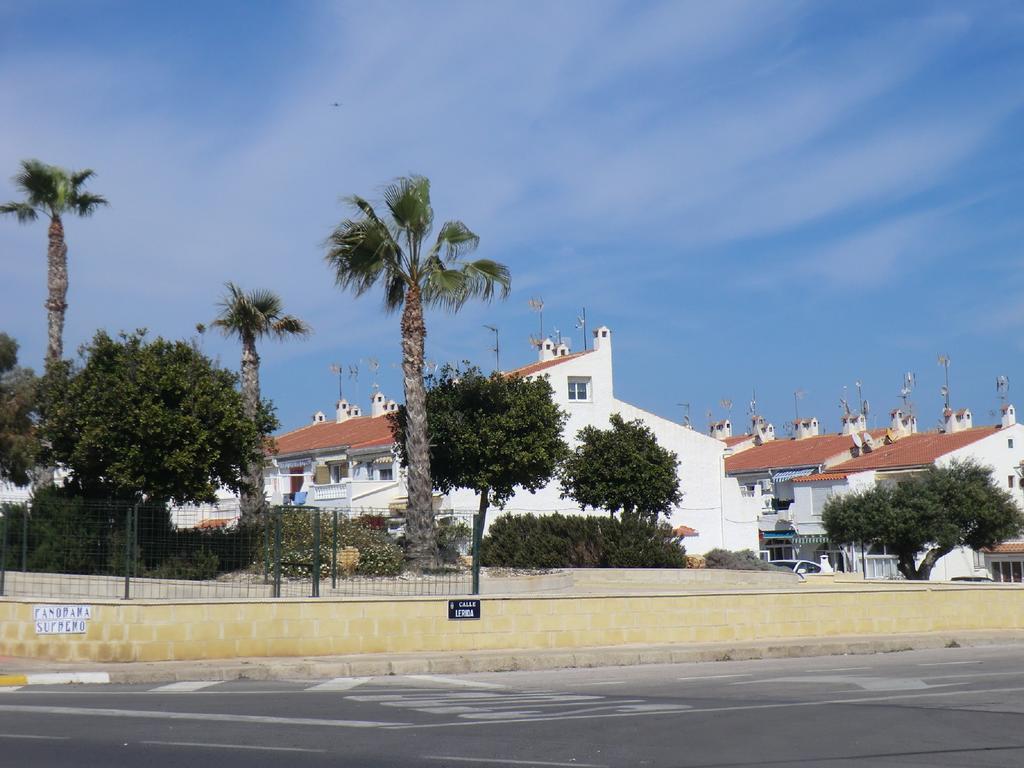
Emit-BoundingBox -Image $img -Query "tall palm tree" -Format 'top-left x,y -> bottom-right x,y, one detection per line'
325,176 -> 510,569
212,283 -> 311,518
1,159 -> 108,369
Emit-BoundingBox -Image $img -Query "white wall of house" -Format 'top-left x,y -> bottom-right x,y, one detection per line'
444,327 -> 759,554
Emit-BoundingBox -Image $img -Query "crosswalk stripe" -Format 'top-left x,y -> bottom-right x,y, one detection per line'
306,677 -> 371,691
0,687 -> 23,693
406,675 -> 503,689
151,681 -> 221,692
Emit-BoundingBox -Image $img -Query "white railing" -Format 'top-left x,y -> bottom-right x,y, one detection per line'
863,555 -> 900,580
312,482 -> 349,501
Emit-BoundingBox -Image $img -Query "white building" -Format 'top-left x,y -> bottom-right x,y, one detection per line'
443,326 -> 759,554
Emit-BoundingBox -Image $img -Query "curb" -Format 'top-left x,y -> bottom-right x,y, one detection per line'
0,672 -> 110,686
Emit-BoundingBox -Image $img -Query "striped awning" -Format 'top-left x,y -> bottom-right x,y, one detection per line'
771,468 -> 816,483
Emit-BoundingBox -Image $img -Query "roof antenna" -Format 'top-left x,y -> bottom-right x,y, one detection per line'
899,371 -> 916,414
793,388 -> 806,421
484,324 -> 500,372
575,308 -> 588,351
937,354 -> 951,410
329,362 -> 343,401
997,375 -> 1010,405
348,363 -> 359,406
677,402 -> 691,427
528,297 -> 545,349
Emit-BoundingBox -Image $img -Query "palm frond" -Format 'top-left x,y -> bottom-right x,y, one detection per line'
70,192 -> 109,217
69,168 -> 96,188
325,216 -> 401,299
271,315 -> 312,339
422,267 -> 471,311
382,175 -> 433,243
13,159 -> 61,210
429,220 -> 480,263
458,258 -> 512,302
0,201 -> 39,222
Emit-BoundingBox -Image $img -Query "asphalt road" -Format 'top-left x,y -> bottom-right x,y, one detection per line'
4,644 -> 1024,767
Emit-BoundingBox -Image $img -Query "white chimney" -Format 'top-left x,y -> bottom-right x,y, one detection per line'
841,413 -> 867,436
539,338 -> 556,362
710,419 -> 732,440
336,399 -> 352,423
555,341 -> 571,357
312,410 -> 326,424
752,415 -> 775,444
371,390 -> 387,418
888,408 -> 917,439
794,417 -> 819,440
592,326 -> 611,352
944,407 -> 972,433
349,404 -> 362,417
386,399 -> 399,414
1002,403 -> 1016,428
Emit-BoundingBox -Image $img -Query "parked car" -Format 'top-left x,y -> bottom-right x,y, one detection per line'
770,559 -> 823,575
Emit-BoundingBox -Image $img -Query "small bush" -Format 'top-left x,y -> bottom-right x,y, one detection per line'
436,517 -> 472,564
276,509 -> 404,577
703,548 -> 776,571
480,513 -> 686,568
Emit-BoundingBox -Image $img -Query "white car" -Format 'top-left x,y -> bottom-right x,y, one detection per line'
770,559 -> 822,575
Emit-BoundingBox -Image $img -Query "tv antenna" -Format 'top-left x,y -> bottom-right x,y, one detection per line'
855,380 -> 867,415
997,375 -> 1010,404
706,408 -> 714,427
366,357 -> 380,390
553,327 -> 562,345
576,308 -> 588,351
899,371 -> 916,413
937,354 -> 951,409
720,398 -> 733,415
348,363 -> 360,406
528,297 -> 545,348
328,363 -> 344,400
793,388 -> 806,421
677,402 -> 691,427
484,324 -> 500,372
424,359 -> 438,377
747,389 -> 758,417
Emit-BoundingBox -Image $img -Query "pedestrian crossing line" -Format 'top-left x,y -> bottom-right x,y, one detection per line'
406,675 -> 504,689
0,687 -> 23,693
306,677 -> 372,692
151,681 -> 222,693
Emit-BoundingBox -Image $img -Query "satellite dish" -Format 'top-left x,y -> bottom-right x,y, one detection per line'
851,432 -> 863,449
863,432 -> 876,449
862,399 -> 870,417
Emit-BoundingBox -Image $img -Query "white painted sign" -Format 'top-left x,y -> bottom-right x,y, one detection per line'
33,604 -> 92,635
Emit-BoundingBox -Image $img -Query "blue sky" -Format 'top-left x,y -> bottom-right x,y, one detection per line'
2,1 -> 1024,436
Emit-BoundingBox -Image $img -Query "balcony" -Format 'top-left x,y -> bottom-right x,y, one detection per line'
312,482 -> 349,501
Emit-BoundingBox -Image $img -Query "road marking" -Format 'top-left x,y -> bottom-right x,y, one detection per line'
389,683 -> 1024,729
150,681 -> 221,692
406,675 -> 504,689
577,681 -> 626,687
26,673 -> 110,685
919,661 -> 983,666
306,677 -> 371,691
142,740 -> 325,753
677,674 -> 751,681
0,687 -> 23,693
732,675 -> 955,691
0,704 -> 404,729
424,756 -> 607,767
807,667 -> 871,672
0,733 -> 67,740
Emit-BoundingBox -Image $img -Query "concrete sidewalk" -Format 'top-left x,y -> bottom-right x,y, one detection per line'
3,629 -> 1023,686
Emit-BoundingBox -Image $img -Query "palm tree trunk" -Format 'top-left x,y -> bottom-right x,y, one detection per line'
401,284 -> 437,570
45,215 -> 68,368
239,336 -> 265,521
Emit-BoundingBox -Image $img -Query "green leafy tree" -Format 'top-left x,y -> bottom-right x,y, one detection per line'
325,176 -> 511,568
211,282 -> 310,517
0,333 -> 38,485
559,414 -> 682,522
390,364 -> 568,571
823,459 -> 1024,580
38,330 -> 272,505
1,159 -> 108,368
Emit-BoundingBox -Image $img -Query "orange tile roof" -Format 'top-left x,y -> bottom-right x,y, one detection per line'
724,431 -> 886,474
828,427 -> 999,473
985,541 -> 1024,554
722,434 -> 754,447
505,350 -> 593,378
272,415 -> 395,456
792,472 -> 849,484
673,525 -> 699,537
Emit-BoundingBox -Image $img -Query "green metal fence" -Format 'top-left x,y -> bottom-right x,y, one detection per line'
0,497 -> 475,600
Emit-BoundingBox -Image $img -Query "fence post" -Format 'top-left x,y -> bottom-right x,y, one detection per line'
263,510 -> 270,584
20,504 -> 28,572
471,512 -> 482,596
0,514 -> 7,597
123,503 -> 136,600
331,509 -> 338,590
311,509 -> 321,598
273,507 -> 282,598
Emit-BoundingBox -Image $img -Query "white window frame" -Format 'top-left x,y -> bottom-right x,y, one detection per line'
567,377 -> 592,402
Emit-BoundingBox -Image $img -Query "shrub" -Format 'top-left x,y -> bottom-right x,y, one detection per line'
480,513 -> 686,568
276,509 -> 404,577
436,517 -> 472,564
703,548 -> 776,571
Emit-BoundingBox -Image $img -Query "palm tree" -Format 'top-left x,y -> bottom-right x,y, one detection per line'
1,159 -> 108,369
325,176 -> 510,569
212,283 -> 311,518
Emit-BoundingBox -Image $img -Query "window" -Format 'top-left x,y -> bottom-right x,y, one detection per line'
1010,475 -> 1016,489
992,560 -> 1024,583
1010,439 -> 1015,449
329,463 -> 348,484
567,377 -> 591,401
378,467 -> 393,482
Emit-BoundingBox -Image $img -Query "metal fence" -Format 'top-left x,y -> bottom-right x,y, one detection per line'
0,496 -> 476,600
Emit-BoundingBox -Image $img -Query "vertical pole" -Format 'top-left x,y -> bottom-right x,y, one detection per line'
471,513 -> 482,596
263,510 -> 270,584
123,504 -> 135,600
312,509 -> 321,598
20,505 -> 28,572
860,541 -> 868,579
0,514 -> 7,597
273,507 -> 282,598
331,509 -> 338,589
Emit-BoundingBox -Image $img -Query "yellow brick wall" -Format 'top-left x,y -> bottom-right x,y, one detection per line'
3,585 -> 1024,663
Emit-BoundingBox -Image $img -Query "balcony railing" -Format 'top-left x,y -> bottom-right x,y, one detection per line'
311,482 -> 349,501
